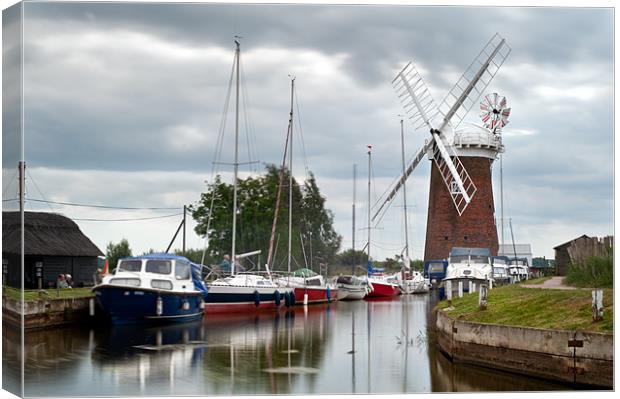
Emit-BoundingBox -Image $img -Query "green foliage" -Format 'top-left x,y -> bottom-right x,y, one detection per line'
411,259 -> 424,271
106,238 -> 132,271
565,251 -> 613,288
335,249 -> 367,267
189,165 -> 342,271
173,248 -> 215,266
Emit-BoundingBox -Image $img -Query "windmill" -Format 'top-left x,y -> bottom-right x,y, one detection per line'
373,33 -> 511,261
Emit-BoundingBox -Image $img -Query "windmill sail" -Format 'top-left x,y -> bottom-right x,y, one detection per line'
437,33 -> 511,131
394,59 -> 477,215
385,33 -> 510,216
393,62 -> 441,131
372,140 -> 432,223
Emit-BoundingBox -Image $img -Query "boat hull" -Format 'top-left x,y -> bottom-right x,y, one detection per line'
293,286 -> 337,304
93,286 -> 204,325
365,281 -> 401,298
203,285 -> 293,314
337,285 -> 367,301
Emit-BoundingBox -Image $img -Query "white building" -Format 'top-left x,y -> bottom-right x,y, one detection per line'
498,244 -> 533,266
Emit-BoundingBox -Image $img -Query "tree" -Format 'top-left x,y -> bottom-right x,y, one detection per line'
335,249 -> 367,267
189,165 -> 342,271
106,238 -> 132,271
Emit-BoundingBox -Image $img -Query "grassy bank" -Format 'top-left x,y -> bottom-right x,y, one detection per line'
437,284 -> 613,333
565,253 -> 613,288
2,286 -> 94,302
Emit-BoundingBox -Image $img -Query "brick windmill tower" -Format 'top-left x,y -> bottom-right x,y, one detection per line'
372,33 -> 511,261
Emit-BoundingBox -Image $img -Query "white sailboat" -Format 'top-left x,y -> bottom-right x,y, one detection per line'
334,164 -> 369,301
272,78 -> 337,304
393,119 -> 429,294
203,40 -> 293,314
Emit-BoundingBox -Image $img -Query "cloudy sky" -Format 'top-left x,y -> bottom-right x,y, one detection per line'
2,1 -> 614,262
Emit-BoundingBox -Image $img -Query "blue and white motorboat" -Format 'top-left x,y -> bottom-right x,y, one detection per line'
93,253 -> 208,324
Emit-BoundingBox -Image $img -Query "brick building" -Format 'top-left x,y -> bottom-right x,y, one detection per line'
424,124 -> 501,261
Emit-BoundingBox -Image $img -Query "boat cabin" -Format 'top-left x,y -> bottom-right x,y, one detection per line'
491,256 -> 511,284
424,259 -> 448,286
106,254 -> 201,293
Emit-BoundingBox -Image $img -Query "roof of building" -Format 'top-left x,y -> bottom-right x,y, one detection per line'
552,235 -> 590,250
498,244 -> 532,255
2,211 -> 103,257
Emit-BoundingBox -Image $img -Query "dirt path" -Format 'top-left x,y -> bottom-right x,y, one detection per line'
521,276 -> 577,290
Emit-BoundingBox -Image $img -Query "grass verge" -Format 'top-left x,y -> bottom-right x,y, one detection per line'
437,284 -> 613,333
2,286 -> 94,302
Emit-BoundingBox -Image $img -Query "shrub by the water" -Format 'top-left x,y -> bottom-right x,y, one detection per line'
565,251 -> 613,288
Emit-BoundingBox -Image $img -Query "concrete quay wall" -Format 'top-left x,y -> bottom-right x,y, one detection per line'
2,295 -> 92,329
435,310 -> 613,388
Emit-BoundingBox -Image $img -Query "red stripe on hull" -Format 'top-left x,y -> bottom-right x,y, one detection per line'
365,282 -> 401,298
204,302 -> 284,314
293,287 -> 337,304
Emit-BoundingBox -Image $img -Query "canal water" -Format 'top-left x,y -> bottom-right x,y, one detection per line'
4,293 -> 568,396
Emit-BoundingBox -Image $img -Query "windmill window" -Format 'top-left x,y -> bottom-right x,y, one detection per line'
450,181 -> 461,194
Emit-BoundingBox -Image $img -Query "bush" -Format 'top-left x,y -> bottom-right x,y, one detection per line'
565,251 -> 613,288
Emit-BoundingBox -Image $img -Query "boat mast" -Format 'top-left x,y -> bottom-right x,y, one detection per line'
352,163 -> 357,276
287,78 -> 295,274
231,40 -> 240,275
500,154 -> 504,251
367,145 -> 372,274
400,118 -> 410,262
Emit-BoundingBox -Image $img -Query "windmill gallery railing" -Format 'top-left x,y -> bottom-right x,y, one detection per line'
453,130 -> 503,151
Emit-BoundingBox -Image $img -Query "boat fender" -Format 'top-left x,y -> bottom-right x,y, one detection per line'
368,282 -> 374,293
290,291 -> 296,306
156,296 -> 163,316
253,290 -> 260,307
326,286 -> 331,302
274,290 -> 281,306
284,291 -> 291,307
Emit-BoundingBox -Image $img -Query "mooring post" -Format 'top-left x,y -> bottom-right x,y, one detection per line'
479,284 -> 488,310
458,281 -> 463,298
592,289 -> 604,321
445,280 -> 452,303
472,282 -> 477,293
468,281 -> 473,293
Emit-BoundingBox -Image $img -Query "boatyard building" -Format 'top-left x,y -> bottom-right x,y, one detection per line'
2,211 -> 104,288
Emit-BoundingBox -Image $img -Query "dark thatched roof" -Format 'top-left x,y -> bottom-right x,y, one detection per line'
2,211 -> 103,257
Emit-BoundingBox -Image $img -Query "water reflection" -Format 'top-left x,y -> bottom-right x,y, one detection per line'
5,294 -> 569,396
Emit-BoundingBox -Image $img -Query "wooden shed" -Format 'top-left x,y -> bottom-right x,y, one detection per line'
2,211 -> 103,288
553,235 -> 589,276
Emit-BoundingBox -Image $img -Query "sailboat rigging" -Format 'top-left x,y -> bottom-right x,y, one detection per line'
202,39 -> 294,313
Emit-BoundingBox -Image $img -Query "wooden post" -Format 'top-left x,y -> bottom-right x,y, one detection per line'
468,280 -> 473,293
479,284 -> 488,310
472,282 -> 477,293
445,280 -> 452,302
592,289 -> 604,321
458,281 -> 463,298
